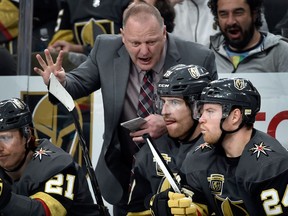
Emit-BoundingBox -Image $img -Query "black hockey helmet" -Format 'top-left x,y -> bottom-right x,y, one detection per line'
198,78 -> 260,125
0,98 -> 32,132
157,64 -> 212,109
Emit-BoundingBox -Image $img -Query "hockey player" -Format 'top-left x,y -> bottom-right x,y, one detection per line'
126,64 -> 212,215
151,78 -> 288,215
0,98 -> 101,215
48,0 -> 131,55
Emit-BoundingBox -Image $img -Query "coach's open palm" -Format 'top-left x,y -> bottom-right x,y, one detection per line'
34,49 -> 67,86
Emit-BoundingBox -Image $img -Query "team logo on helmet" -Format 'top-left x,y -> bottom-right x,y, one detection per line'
234,79 -> 246,90
188,66 -> 200,79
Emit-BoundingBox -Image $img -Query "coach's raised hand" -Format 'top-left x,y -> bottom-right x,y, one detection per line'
34,49 -> 66,86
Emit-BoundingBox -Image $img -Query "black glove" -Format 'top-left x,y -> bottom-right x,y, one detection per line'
0,178 -> 12,209
149,189 -> 172,216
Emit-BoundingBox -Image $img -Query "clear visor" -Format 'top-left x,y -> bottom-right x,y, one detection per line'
192,101 -> 203,120
0,129 -> 18,144
155,95 -> 189,114
192,101 -> 231,120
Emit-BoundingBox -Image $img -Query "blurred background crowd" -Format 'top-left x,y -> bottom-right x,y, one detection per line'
0,0 -> 287,75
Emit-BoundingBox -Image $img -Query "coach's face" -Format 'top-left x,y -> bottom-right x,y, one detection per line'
121,13 -> 167,71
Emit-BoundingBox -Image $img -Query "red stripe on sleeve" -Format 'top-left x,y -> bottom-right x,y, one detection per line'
34,198 -> 51,216
0,22 -> 14,41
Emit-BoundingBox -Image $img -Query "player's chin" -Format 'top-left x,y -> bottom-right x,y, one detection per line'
201,130 -> 207,137
204,135 -> 218,145
202,133 -> 210,143
167,128 -> 179,138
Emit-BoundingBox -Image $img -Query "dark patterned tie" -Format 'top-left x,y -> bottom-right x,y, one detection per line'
128,71 -> 154,195
137,70 -> 154,118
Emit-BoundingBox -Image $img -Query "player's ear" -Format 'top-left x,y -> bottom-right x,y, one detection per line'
231,108 -> 242,125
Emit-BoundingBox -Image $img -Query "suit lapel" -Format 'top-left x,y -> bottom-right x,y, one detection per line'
113,45 -> 130,121
164,34 -> 182,71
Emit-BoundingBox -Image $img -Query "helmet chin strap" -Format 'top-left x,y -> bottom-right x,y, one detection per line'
218,118 -> 245,143
179,121 -> 198,143
4,140 -> 30,173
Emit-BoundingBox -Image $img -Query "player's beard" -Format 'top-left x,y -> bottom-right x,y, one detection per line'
203,129 -> 222,145
221,22 -> 255,51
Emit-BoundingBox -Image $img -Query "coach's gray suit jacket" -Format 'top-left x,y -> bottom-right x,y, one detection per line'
65,34 -> 217,205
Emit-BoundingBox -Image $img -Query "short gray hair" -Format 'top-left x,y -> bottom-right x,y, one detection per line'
122,2 -> 164,28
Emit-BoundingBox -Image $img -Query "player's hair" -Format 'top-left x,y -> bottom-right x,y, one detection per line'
207,0 -> 264,29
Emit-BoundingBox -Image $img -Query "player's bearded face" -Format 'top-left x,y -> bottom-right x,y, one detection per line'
199,104 -> 223,144
161,97 -> 194,140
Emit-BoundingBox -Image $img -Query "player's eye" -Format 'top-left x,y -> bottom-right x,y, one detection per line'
0,135 -> 13,143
